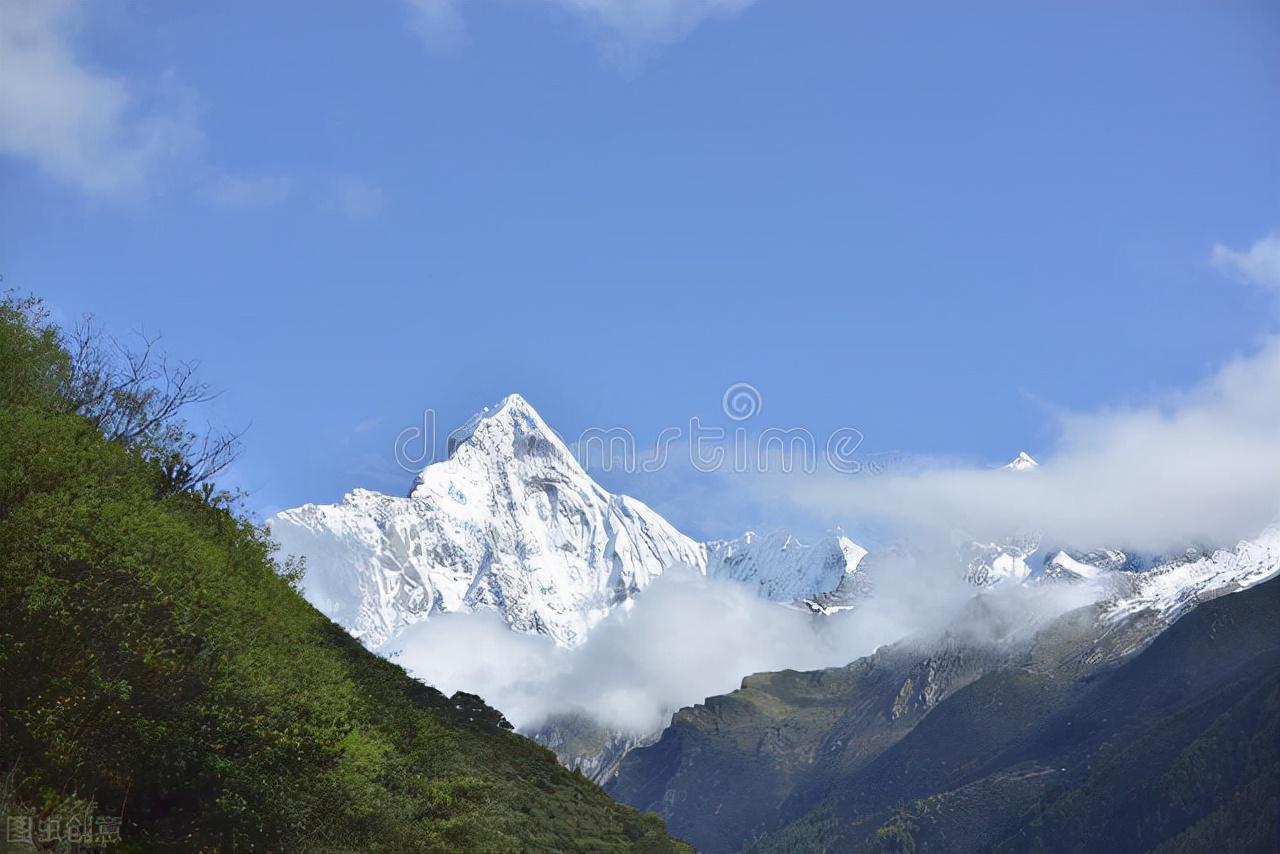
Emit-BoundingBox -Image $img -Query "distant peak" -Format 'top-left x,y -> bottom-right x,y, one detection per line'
1004,451 -> 1039,471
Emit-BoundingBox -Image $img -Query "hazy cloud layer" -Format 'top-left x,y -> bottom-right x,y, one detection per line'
384,565 -> 1100,733
1214,230 -> 1280,291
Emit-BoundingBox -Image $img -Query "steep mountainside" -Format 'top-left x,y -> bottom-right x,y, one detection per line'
272,394 -> 869,647
762,572 -> 1280,854
609,534 -> 1280,853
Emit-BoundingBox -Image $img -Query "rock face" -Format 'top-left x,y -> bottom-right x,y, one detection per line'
271,394 -> 870,648
526,714 -> 663,785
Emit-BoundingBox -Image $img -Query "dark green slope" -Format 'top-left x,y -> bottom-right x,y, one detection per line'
759,576 -> 1280,854
611,572 -> 1280,854
608,630 -> 1012,852
0,298 -> 687,853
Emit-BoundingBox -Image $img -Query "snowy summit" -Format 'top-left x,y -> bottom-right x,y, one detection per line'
271,394 -> 868,648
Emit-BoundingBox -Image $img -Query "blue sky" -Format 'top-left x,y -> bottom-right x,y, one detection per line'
2,1 -> 1278,539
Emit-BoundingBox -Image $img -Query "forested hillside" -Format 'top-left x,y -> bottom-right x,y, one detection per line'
0,295 -> 687,853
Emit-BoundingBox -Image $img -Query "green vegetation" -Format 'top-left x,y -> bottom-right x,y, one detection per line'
0,294 -> 688,852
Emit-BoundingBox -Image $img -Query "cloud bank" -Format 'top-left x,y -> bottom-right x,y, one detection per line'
759,334 -> 1280,555
383,565 -> 1099,734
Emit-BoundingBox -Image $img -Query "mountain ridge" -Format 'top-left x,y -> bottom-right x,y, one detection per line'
271,394 -> 870,648
606,529 -> 1280,853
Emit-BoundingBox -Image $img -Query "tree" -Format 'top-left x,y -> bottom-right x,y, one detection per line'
4,290 -> 244,497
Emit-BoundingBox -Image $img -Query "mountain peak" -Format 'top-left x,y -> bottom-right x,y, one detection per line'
1005,451 -> 1039,471
446,392 -> 565,460
274,392 -> 872,647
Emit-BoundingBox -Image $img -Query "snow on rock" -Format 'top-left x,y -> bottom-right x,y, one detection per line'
705,530 -> 867,602
1103,526 -> 1280,623
963,534 -> 1039,587
1042,550 -> 1107,581
1004,451 -> 1040,471
271,394 -> 868,648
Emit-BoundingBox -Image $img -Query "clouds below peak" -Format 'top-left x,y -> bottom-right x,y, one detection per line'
1214,231 -> 1280,291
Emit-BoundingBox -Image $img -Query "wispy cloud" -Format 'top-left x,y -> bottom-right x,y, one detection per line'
0,0 -> 199,198
202,172 -> 295,210
0,0 -> 286,206
321,174 -> 386,221
404,0 -> 758,61
1213,230 -> 1280,291
557,0 -> 756,49
404,0 -> 469,53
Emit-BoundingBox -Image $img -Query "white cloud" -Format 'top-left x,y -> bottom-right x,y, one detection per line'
0,0 -> 288,206
760,335 -> 1280,554
321,174 -> 386,221
1213,231 -> 1280,291
383,566 -> 1095,734
404,0 -> 757,59
0,0 -> 202,198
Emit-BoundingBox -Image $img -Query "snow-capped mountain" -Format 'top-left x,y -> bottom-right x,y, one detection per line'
705,530 -> 868,602
1004,450 -> 1039,470
963,534 -> 1040,586
271,394 -> 868,647
961,454 -> 1042,586
1102,525 -> 1280,622
971,523 -> 1280,626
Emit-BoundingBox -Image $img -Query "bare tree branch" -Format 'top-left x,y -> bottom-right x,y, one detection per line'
63,315 -> 244,498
